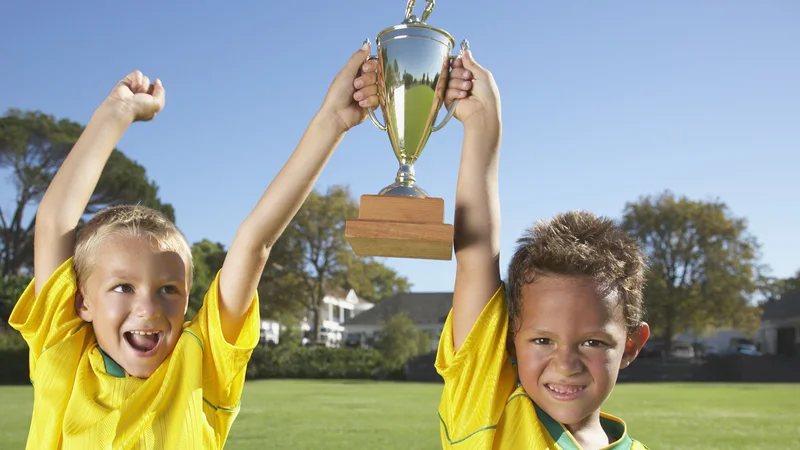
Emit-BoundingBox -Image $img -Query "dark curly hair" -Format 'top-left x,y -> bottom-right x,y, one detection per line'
507,210 -> 647,335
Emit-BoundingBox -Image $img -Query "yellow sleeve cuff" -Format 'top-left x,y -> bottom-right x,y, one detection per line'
192,270 -> 260,408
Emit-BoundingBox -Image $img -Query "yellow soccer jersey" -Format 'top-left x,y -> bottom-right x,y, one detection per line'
8,257 -> 260,450
435,284 -> 649,450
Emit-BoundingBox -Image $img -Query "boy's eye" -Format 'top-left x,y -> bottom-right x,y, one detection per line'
584,340 -> 606,347
530,338 -> 552,345
160,285 -> 180,295
112,284 -> 133,293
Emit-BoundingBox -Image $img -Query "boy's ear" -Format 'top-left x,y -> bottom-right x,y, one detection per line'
620,322 -> 650,369
75,290 -> 93,322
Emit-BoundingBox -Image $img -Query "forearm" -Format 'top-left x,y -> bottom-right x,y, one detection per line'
37,102 -> 131,232
451,118 -> 502,350
234,111 -> 344,253
33,101 -> 132,294
218,111 -> 344,336
453,119 -> 502,260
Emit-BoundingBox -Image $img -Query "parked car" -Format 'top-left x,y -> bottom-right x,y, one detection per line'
728,344 -> 761,356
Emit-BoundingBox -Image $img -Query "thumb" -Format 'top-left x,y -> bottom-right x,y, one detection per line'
460,49 -> 487,75
341,40 -> 371,75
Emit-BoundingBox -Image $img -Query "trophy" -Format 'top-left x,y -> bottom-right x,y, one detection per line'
345,0 -> 467,261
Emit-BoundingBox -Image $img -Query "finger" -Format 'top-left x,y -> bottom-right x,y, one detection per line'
353,84 -> 378,102
451,56 -> 464,70
358,93 -> 379,109
448,78 -> 471,92
140,76 -> 151,94
354,71 -> 377,90
450,67 -> 472,81
132,70 -> 144,91
151,78 -> 166,107
122,70 -> 138,86
445,87 -> 467,104
362,59 -> 378,73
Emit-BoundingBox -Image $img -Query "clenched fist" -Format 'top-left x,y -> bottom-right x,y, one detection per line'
106,70 -> 166,123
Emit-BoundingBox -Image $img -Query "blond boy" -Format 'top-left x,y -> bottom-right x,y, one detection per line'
9,42 -> 447,449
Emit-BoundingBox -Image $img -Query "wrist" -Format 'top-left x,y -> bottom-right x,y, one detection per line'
94,99 -> 136,128
313,107 -> 349,137
463,114 -> 501,142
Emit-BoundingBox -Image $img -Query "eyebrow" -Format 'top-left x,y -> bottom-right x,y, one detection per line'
521,328 -> 617,341
105,274 -> 186,284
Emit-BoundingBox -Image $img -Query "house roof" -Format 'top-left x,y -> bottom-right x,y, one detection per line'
761,290 -> 800,321
343,292 -> 454,326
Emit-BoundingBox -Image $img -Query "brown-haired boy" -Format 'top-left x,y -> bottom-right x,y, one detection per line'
435,51 -> 652,449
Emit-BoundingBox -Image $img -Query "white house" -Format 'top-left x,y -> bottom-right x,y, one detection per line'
260,319 -> 281,346
299,288 -> 374,347
343,291 -> 454,352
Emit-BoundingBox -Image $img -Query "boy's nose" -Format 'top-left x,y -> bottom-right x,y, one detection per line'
553,348 -> 583,376
134,294 -> 163,319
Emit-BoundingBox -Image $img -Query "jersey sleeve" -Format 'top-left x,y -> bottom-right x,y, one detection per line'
191,270 -> 260,409
434,283 -> 518,446
8,257 -> 84,382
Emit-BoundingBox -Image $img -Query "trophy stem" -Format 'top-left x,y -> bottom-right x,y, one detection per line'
378,163 -> 428,198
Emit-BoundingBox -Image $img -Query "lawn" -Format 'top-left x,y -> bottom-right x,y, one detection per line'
1,381 -> 798,449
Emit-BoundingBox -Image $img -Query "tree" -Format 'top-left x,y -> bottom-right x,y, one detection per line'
266,185 -> 411,343
620,191 -> 763,353
188,240 -> 227,319
0,109 -> 174,276
333,252 -> 412,303
0,273 -> 31,325
759,269 -> 800,302
376,311 -> 429,372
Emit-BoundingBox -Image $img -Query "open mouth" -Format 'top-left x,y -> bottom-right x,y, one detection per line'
123,330 -> 163,356
545,383 -> 587,400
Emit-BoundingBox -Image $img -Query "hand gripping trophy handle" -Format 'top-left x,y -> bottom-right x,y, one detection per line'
366,39 -> 469,133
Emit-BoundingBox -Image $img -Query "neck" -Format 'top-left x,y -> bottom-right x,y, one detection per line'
566,411 -> 608,449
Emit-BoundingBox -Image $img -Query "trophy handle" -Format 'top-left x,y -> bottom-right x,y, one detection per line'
365,55 -> 387,131
431,98 -> 457,132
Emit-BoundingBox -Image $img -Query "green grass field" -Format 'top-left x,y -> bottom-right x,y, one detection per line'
1,381 -> 798,449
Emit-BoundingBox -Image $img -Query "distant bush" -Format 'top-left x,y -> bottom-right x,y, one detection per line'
246,345 -> 384,380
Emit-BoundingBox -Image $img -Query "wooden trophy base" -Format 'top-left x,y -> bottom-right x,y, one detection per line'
345,194 -> 454,260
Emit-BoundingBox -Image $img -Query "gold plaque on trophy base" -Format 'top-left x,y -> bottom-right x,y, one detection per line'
345,195 -> 453,260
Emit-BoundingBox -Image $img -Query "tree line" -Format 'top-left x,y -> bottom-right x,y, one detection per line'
1,108 -> 798,351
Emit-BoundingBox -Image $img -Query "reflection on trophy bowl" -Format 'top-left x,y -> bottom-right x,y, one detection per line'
369,23 -> 457,198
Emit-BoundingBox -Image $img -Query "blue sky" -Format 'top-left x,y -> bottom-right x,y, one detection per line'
2,1 -> 798,293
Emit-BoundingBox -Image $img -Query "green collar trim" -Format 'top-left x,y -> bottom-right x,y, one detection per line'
533,402 -> 633,450
98,348 -> 126,378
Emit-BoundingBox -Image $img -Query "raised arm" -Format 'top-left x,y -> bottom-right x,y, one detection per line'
447,50 -> 503,351
217,43 -> 379,342
33,71 -> 164,296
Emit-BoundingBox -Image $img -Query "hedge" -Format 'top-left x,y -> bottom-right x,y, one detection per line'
245,345 -> 395,380
0,344 -> 406,384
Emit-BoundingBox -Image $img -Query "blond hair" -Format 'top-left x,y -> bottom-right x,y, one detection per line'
507,210 -> 646,334
74,205 -> 193,286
